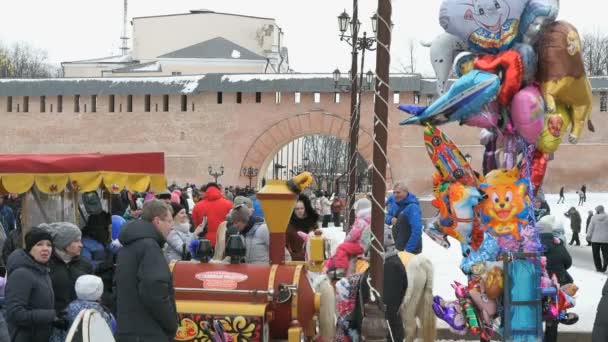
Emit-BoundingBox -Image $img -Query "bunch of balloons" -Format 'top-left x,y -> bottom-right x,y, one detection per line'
400,0 -> 591,339
400,0 -> 593,193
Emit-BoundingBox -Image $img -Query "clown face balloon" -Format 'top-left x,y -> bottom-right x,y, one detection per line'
439,0 -> 529,53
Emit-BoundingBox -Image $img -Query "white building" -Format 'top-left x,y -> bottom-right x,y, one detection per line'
62,9 -> 290,77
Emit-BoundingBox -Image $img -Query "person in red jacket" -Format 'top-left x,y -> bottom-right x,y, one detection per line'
191,183 -> 233,247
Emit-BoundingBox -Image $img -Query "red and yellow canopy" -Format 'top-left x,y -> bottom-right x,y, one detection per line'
0,153 -> 166,194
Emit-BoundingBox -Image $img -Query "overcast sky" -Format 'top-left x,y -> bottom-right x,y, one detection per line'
1,0 -> 606,76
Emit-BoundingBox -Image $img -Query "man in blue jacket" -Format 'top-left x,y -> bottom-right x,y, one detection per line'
385,183 -> 409,226
393,187 -> 423,254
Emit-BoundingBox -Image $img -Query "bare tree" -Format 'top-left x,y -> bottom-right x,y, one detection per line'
396,38 -> 417,73
302,135 -> 368,193
581,32 -> 608,76
0,41 -> 60,78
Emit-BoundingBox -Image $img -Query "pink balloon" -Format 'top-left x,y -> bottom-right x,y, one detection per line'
463,101 -> 499,129
511,84 -> 545,144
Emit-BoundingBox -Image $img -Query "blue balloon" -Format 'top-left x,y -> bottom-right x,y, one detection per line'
460,233 -> 501,274
399,70 -> 500,126
111,215 -> 126,240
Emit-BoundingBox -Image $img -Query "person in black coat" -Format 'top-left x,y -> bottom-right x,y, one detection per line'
540,219 -> 574,342
115,199 -> 178,341
565,207 -> 582,246
592,277 -> 608,341
5,229 -> 67,342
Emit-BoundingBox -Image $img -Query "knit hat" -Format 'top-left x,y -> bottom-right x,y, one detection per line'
233,196 -> 253,209
537,215 -> 555,235
25,228 -> 53,252
47,222 -> 82,250
170,202 -> 184,218
354,198 -> 371,213
75,275 -> 104,301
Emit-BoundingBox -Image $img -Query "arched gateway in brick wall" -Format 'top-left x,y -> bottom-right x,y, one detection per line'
0,73 -> 607,194
239,111 -> 393,186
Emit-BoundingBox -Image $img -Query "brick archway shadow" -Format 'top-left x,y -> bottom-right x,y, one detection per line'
240,111 -> 393,186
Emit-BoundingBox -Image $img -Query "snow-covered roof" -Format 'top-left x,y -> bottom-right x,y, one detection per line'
3,73 -> 605,97
0,75 -> 203,96
62,55 -> 134,64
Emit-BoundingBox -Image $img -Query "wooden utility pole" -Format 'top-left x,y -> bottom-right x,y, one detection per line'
370,0 -> 391,298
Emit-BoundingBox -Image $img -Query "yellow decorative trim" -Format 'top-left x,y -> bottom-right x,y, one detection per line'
288,326 -> 303,342
0,171 -> 166,194
176,300 -> 267,316
291,265 -> 303,320
268,264 -> 278,301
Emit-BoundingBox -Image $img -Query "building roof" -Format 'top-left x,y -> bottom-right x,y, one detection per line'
62,55 -> 134,65
2,74 -> 608,97
158,37 -> 266,60
111,61 -> 162,73
132,9 -> 274,21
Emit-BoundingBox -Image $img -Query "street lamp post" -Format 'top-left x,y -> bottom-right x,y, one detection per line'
208,165 -> 224,183
241,167 -> 259,188
337,6 -> 378,230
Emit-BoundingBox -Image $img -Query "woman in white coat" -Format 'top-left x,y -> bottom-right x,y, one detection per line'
164,202 -> 204,263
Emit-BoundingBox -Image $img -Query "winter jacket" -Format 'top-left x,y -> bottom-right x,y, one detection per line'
241,218 -> 270,265
286,215 -> 318,261
164,224 -> 195,263
540,233 -> 573,286
588,213 -> 608,243
191,186 -> 233,247
331,199 -> 344,214
81,237 -> 112,273
67,299 -> 116,333
0,206 -> 15,236
5,249 -> 56,342
393,193 -> 423,254
252,198 -> 265,219
116,219 -> 178,341
1,228 -> 21,267
592,277 -> 608,342
385,194 -> 414,226
320,197 -> 332,216
49,252 -> 93,312
564,208 -> 582,233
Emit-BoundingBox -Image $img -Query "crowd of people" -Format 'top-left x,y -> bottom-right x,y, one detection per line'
0,177 -> 607,341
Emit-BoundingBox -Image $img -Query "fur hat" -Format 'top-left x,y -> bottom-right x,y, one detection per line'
25,228 -> 53,252
75,275 -> 104,301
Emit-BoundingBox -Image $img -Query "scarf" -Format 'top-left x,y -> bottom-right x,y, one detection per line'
55,248 -> 73,264
289,215 -> 318,233
173,222 -> 191,234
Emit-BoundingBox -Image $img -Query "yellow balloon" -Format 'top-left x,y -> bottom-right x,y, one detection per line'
536,102 -> 572,154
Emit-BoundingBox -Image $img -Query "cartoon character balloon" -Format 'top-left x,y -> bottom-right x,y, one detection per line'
439,0 -> 529,53
519,0 -> 559,45
421,32 -> 468,95
536,102 -> 572,154
537,20 -> 593,144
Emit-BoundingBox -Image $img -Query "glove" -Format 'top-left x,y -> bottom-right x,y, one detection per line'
52,315 -> 69,330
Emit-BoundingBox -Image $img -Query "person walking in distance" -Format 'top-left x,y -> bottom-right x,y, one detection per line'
115,199 -> 178,341
587,205 -> 608,273
557,186 -> 565,204
581,184 -> 587,203
577,191 -> 585,207
565,207 -> 582,246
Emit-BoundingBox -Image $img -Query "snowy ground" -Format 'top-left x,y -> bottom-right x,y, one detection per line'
420,192 -> 608,333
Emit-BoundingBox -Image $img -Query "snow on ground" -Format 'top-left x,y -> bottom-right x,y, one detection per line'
419,192 -> 608,333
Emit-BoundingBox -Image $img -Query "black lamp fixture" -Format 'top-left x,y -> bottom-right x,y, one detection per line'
334,68 -> 374,91
371,13 -> 378,34
208,165 -> 225,183
338,10 -> 350,34
196,239 -> 213,262
225,235 -> 247,264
